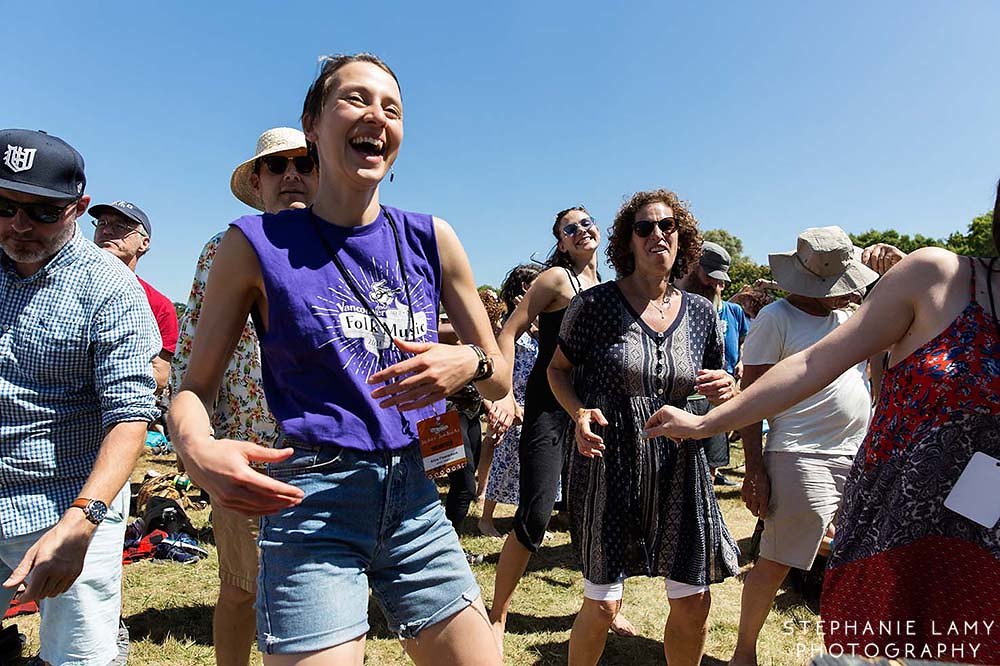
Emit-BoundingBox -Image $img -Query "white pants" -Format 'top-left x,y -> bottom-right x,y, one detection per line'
0,484 -> 129,666
583,576 -> 709,601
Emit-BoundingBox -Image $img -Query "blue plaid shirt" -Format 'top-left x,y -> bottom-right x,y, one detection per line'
0,228 -> 160,539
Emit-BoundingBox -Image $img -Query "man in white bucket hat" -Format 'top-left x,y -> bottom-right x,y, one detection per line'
726,226 -> 880,666
170,127 -> 317,666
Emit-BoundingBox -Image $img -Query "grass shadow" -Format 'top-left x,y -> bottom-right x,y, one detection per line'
126,604 -> 214,645
531,634 -> 728,665
503,610 -> 575,635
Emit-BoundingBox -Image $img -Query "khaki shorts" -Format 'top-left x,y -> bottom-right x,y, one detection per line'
760,451 -> 853,570
213,502 -> 260,594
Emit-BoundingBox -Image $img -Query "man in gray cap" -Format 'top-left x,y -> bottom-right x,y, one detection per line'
0,129 -> 159,665
727,226 -> 879,666
90,200 -> 178,392
170,127 -> 317,666
676,241 -> 750,485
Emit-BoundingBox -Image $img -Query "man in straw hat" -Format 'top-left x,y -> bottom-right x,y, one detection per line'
0,129 -> 159,665
726,226 -> 881,666
170,127 -> 317,666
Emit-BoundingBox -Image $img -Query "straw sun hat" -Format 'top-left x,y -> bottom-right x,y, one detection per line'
230,127 -> 308,211
768,226 -> 879,298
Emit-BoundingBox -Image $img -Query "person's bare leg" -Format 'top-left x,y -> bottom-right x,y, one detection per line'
568,598 -> 619,666
475,435 -> 496,503
404,598 -> 502,666
488,534 -> 532,650
214,581 -> 256,666
729,558 -> 790,666
663,591 -> 711,666
477,499 -> 503,538
262,634 -> 365,666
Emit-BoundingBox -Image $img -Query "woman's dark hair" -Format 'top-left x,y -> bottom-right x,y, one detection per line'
544,206 -> 589,269
300,53 -> 400,140
499,263 -> 543,316
992,179 -> 999,256
606,188 -> 702,280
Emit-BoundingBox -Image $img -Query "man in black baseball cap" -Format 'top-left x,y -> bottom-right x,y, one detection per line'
89,200 -> 177,393
0,129 -> 159,666
0,129 -> 89,273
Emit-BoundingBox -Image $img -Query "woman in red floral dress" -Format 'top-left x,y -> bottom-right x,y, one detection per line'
643,183 -> 1000,663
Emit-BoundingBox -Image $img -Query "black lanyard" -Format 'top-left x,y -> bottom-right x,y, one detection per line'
308,205 -> 417,354
308,205 -> 423,440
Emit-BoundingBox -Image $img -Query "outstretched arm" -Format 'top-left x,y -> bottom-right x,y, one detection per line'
645,249 -> 940,440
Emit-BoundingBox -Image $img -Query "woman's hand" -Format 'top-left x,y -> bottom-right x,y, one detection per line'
643,405 -> 705,442
695,369 -> 738,405
862,243 -> 906,275
484,393 -> 517,440
175,436 -> 304,516
575,407 -> 608,458
368,339 -> 479,411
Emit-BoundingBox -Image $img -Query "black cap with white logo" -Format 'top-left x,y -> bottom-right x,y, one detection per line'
0,129 -> 86,202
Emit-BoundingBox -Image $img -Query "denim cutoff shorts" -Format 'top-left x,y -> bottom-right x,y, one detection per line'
257,437 -> 481,654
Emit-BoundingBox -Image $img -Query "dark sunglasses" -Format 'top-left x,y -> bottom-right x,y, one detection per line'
561,217 -> 596,237
632,217 -> 677,238
259,155 -> 316,175
0,195 -> 75,224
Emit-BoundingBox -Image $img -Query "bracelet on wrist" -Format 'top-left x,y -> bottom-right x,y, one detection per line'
467,344 -> 495,381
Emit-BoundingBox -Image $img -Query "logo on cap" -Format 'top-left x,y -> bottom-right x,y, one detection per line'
3,144 -> 37,173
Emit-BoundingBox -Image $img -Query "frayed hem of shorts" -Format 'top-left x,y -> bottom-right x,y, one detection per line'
258,620 -> 369,655
389,585 -> 481,640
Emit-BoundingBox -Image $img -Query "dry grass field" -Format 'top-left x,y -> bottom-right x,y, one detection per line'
11,442 -> 823,665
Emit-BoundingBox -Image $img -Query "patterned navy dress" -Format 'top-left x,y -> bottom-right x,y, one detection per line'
559,282 -> 740,586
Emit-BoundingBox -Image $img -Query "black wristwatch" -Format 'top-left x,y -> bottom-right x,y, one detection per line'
71,498 -> 108,525
468,344 -> 495,381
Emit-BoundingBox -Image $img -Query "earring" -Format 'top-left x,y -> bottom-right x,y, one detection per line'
390,172 -> 395,183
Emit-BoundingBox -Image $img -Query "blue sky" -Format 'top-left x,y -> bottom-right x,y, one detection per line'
5,1 -> 998,301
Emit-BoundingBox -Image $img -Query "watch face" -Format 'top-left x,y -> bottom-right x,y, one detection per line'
87,500 -> 108,524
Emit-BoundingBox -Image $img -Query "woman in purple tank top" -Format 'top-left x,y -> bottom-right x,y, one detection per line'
169,54 -> 508,665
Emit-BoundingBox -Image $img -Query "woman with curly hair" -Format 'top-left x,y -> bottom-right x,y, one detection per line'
548,188 -> 740,666
646,182 -> 1000,663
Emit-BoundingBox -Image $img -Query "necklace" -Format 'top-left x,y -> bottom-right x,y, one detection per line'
650,286 -> 675,320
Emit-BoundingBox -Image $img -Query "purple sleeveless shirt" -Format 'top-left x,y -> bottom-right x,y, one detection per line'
232,205 -> 443,451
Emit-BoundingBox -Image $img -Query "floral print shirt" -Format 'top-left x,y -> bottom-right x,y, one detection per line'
169,231 -> 277,446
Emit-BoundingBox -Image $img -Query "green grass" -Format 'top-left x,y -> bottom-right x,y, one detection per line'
11,443 -> 821,665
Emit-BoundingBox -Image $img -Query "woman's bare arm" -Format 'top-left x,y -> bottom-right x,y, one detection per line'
168,227 -> 303,515
644,248 -> 951,440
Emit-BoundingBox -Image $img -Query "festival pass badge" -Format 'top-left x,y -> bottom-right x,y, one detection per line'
417,411 -> 467,479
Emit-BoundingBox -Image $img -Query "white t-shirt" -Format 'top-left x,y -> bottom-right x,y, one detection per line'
742,299 -> 871,456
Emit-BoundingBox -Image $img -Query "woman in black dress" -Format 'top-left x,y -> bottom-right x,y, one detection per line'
487,206 -> 604,648
549,189 -> 740,666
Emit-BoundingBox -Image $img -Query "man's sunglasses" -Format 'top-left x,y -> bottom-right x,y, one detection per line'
258,155 -> 316,175
632,217 -> 677,238
561,217 -> 596,237
0,195 -> 75,224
